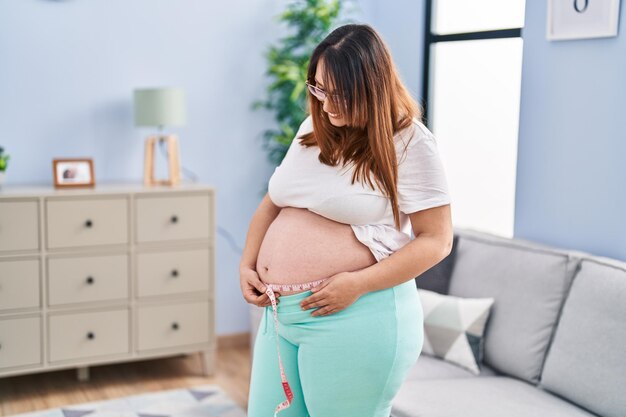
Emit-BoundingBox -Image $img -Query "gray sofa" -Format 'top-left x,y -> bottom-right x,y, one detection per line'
249,226 -> 626,417
392,226 -> 625,417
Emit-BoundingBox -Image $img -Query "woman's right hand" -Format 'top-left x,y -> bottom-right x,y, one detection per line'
240,265 -> 280,307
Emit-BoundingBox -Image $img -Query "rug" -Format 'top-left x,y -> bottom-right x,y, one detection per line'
6,385 -> 247,417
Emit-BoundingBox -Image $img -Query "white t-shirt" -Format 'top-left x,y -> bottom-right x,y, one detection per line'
267,115 -> 451,262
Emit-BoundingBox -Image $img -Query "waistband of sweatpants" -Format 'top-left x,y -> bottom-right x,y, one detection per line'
266,277 -> 417,315
271,288 -> 314,313
263,278 -> 328,313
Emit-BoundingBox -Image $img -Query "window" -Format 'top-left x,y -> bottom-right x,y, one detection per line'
422,0 -> 526,238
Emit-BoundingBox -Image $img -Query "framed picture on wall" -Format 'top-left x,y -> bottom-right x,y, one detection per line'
547,0 -> 621,40
52,158 -> 95,188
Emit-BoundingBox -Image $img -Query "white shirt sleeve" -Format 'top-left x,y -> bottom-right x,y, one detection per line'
396,127 -> 452,215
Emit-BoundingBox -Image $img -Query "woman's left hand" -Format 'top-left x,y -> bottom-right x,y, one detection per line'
300,271 -> 364,317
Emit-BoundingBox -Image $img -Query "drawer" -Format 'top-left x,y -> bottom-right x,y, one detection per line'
135,194 -> 211,243
137,248 -> 210,298
48,254 -> 129,306
0,200 -> 39,252
0,258 -> 40,311
46,197 -> 128,249
49,308 -> 129,362
137,301 -> 209,351
0,316 -> 41,370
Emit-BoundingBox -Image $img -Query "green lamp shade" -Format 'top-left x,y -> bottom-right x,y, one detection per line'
134,88 -> 187,127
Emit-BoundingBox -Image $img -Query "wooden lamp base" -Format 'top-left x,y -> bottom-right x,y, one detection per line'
143,134 -> 181,186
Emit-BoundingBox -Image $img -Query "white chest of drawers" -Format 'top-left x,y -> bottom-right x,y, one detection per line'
0,183 -> 215,379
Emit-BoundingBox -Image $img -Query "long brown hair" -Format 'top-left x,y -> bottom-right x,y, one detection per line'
299,23 -> 423,230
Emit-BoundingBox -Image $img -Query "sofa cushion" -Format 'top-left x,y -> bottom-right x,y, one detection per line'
415,234 -> 459,294
391,377 -> 597,417
539,256 -> 626,417
418,288 -> 494,375
404,353 -> 500,381
447,227 -> 580,384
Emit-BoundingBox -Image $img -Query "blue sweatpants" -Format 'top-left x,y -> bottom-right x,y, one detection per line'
247,278 -> 424,417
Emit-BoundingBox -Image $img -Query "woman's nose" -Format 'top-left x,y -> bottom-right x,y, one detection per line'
322,97 -> 333,113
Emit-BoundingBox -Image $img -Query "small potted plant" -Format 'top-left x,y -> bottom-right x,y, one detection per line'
0,146 -> 10,187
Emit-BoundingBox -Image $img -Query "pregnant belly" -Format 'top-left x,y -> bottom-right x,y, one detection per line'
256,207 -> 377,295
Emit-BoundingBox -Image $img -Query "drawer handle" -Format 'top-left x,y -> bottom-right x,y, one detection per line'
86,276 -> 95,285
171,322 -> 179,330
171,269 -> 179,278
85,219 -> 93,228
170,215 -> 178,224
86,332 -> 95,340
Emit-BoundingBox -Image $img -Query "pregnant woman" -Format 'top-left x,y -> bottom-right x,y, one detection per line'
241,24 -> 453,417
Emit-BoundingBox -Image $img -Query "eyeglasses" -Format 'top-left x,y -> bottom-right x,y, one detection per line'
305,81 -> 346,106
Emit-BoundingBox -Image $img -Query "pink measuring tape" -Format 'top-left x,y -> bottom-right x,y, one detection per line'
263,278 -> 328,417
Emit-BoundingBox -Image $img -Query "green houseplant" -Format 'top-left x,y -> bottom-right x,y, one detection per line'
0,146 -> 10,187
252,0 -> 354,168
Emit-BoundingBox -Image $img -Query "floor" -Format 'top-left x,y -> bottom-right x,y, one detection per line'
0,345 -> 252,417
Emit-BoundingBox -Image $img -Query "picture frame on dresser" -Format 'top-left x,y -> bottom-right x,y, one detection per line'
52,158 -> 95,188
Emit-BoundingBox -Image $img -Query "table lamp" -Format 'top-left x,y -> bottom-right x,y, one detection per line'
133,87 -> 187,186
